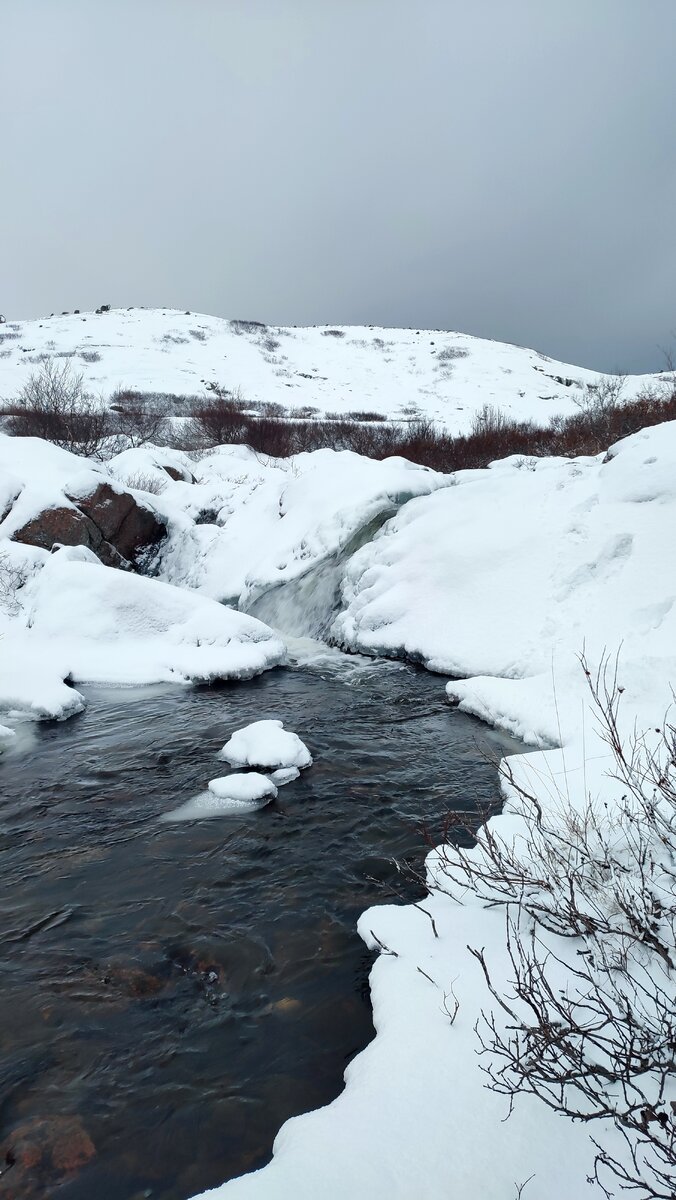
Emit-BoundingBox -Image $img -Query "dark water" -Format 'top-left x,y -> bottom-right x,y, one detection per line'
0,650 -> 512,1200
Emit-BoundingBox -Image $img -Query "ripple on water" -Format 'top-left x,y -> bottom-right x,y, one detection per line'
0,654 -> 517,1199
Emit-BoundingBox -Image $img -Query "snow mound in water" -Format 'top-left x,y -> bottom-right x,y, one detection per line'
208,773 -> 278,802
218,719 -> 312,771
164,772 -> 277,821
270,766 -> 300,786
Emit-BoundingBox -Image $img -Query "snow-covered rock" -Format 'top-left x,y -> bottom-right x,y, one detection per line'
218,719 -> 312,771
208,773 -> 278,802
165,773 -> 278,821
0,434 -> 166,568
0,549 -> 286,722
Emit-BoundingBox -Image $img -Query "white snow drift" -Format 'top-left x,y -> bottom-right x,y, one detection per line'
0,546 -> 285,722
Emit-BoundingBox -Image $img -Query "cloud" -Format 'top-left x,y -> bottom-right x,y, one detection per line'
2,0 -> 675,371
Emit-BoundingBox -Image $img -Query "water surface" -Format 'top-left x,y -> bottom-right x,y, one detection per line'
0,651 -> 513,1199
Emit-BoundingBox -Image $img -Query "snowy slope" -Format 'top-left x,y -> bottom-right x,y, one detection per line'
0,306 -> 660,432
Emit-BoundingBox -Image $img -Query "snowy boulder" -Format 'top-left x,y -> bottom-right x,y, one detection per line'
8,478 -> 165,569
65,479 -> 166,566
218,719 -> 312,771
208,773 -> 278,803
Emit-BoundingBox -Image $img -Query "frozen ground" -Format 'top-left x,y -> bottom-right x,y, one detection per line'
0,306 -> 661,432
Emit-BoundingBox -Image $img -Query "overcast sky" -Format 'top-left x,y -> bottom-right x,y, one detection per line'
2,1 -> 675,372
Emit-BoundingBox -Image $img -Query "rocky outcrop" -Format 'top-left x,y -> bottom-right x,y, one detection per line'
11,482 -> 166,570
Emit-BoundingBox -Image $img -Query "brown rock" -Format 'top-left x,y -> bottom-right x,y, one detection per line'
10,504 -> 125,568
164,464 -> 195,483
69,481 -> 166,565
11,482 -> 166,570
0,1116 -> 95,1198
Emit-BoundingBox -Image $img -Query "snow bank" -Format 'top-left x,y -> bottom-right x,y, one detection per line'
335,424 -> 676,746
0,548 -> 285,723
218,720 -> 312,771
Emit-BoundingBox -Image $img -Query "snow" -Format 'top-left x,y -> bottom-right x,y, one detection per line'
270,766 -> 300,786
155,446 -> 446,622
218,719 -> 312,771
0,547 -> 286,722
208,773 -> 278,802
165,772 -> 278,821
0,306 -> 660,433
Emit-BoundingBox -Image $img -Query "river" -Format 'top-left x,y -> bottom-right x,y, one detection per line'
0,642 -> 515,1199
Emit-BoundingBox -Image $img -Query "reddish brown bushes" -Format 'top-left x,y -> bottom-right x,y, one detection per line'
181,378 -> 676,472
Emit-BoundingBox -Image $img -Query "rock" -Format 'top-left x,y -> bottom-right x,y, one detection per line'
0,1115 -> 95,1198
68,481 -> 166,565
10,505 -> 125,568
12,483 -> 166,570
164,464 -> 195,483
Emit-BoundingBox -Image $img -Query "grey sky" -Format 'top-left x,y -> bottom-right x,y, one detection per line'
2,0 -> 675,372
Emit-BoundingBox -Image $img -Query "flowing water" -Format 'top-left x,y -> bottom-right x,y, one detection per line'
0,645 -> 516,1200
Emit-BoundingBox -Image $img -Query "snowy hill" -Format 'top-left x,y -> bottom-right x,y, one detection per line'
0,307 -> 659,433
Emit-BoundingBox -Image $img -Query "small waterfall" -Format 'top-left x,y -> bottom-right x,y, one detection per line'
243,509 -> 396,642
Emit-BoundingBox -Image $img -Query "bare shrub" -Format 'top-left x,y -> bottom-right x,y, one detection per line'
0,551 -> 28,615
437,345 -> 469,363
289,405 -> 320,418
6,359 -> 110,457
169,374 -> 676,471
110,389 -> 171,448
183,390 -> 249,448
79,350 -> 102,363
321,328 -> 346,338
428,657 -> 676,1200
345,410 -> 388,422
189,329 -> 206,341
123,471 -> 167,495
230,319 -> 266,336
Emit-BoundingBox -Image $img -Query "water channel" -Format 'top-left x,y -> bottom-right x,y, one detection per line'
0,642 -> 515,1199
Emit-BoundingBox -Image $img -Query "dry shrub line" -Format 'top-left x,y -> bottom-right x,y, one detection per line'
426,655 -> 675,1200
182,377 -> 676,471
5,362 -> 676,469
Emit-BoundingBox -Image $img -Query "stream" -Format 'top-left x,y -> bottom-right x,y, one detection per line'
0,642 -> 515,1199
